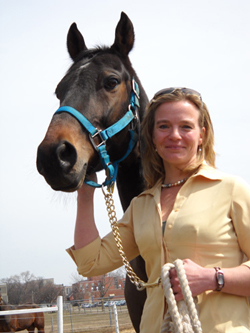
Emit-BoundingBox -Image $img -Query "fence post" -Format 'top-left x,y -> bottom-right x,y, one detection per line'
57,296 -> 63,333
51,316 -> 54,332
69,304 -> 73,332
108,301 -> 112,326
113,304 -> 119,333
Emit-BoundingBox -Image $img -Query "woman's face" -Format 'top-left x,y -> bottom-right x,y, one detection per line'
152,100 -> 205,171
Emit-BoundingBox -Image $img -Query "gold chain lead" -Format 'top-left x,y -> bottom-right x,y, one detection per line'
102,186 -> 161,291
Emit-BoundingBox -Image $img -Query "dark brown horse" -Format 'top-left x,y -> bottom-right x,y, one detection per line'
36,12 -> 147,332
0,298 -> 44,333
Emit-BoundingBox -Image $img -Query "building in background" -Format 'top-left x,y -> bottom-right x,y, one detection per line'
0,283 -> 8,303
71,275 -> 125,304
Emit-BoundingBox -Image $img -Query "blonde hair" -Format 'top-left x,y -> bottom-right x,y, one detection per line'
141,89 -> 215,188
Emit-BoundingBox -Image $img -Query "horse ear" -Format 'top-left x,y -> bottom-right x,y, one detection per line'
67,23 -> 87,61
111,12 -> 134,56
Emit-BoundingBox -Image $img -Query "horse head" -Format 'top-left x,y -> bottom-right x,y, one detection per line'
36,12 -> 147,195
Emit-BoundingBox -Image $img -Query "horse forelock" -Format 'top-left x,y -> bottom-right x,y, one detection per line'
70,45 -> 109,66
68,44 -> 135,77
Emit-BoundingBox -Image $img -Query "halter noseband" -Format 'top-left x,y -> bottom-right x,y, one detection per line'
54,78 -> 140,189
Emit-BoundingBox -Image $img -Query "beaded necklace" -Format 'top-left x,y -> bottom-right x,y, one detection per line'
161,177 -> 188,188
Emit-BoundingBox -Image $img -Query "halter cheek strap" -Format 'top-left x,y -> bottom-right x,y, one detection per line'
54,78 -> 140,189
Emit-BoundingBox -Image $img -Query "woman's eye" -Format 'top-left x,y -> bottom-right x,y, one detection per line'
182,125 -> 192,130
104,77 -> 119,90
158,124 -> 169,129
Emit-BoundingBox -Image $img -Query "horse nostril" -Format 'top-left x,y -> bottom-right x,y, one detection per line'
56,141 -> 77,172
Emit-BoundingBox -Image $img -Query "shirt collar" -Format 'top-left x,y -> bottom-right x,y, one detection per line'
194,163 -> 223,181
138,163 -> 223,198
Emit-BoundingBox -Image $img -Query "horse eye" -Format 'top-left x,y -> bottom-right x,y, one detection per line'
104,77 -> 119,90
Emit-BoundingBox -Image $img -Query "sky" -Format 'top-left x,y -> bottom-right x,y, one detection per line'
1,0 -> 250,287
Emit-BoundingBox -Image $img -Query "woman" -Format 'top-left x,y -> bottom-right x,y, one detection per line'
67,88 -> 250,332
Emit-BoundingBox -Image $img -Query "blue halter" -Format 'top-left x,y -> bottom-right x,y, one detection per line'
54,78 -> 140,189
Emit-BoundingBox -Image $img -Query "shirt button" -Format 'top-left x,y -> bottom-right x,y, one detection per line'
167,224 -> 173,229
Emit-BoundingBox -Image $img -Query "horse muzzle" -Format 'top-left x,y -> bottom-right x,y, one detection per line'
36,139 -> 90,192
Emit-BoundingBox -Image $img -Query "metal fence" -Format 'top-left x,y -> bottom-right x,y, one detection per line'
0,297 -> 133,333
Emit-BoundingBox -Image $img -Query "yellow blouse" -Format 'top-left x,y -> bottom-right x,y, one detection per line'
67,164 -> 250,332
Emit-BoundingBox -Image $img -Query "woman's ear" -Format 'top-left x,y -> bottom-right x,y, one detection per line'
199,127 -> 205,145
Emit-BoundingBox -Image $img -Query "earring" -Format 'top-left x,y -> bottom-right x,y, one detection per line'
198,145 -> 202,152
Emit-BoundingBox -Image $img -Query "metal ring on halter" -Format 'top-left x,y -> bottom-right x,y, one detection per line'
89,130 -> 106,151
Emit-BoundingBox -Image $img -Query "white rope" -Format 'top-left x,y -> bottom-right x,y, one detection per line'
160,259 -> 202,333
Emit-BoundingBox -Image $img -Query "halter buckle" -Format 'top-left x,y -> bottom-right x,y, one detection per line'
132,78 -> 140,100
89,130 -> 106,151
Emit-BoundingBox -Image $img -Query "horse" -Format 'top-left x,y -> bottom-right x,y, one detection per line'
36,12 -> 148,332
0,297 -> 44,333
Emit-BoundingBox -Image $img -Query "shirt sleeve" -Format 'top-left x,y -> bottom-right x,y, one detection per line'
231,176 -> 250,268
66,198 -> 140,277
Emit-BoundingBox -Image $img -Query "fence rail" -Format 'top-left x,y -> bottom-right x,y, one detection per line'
0,306 -> 58,315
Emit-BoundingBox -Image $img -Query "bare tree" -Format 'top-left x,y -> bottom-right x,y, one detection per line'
36,280 -> 63,304
70,272 -> 86,284
0,273 -> 34,304
97,274 -> 115,299
1,272 -> 62,305
109,267 -> 126,279
72,282 -> 85,302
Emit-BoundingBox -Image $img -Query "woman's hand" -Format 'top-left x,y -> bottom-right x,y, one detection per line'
169,259 -> 250,301
77,173 -> 97,200
169,259 -> 216,301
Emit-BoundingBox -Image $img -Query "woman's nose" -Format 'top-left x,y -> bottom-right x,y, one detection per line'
169,127 -> 181,140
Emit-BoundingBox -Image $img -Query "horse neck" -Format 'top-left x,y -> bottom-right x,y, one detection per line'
116,150 -> 145,211
115,74 -> 147,211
